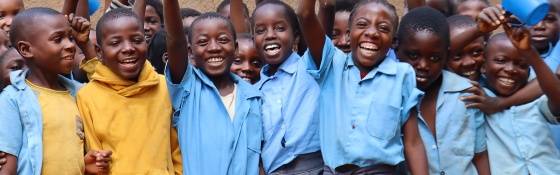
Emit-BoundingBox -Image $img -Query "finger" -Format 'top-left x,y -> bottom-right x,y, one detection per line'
0,152 -> 5,156
99,150 -> 112,157
461,95 -> 482,102
69,13 -> 75,22
76,18 -> 85,32
478,10 -> 494,24
96,162 -> 110,168
97,156 -> 112,162
465,103 -> 484,109
0,158 -> 6,164
489,6 -> 504,23
78,19 -> 88,31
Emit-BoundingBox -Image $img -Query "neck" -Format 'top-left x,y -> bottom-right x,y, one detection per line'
422,75 -> 443,96
266,64 -> 280,75
210,73 -> 235,96
25,67 -> 66,91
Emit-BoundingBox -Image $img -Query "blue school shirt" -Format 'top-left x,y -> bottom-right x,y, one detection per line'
165,64 -> 263,175
543,41 -> 560,151
484,89 -> 560,174
255,52 -> 321,173
0,70 -> 82,175
304,37 -> 423,168
417,71 -> 486,175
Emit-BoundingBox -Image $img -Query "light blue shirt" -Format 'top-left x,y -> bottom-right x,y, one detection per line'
0,70 -> 82,175
165,64 -> 263,175
543,41 -> 560,151
417,71 -> 486,175
255,52 -> 321,174
304,38 -> 423,168
484,89 -> 560,175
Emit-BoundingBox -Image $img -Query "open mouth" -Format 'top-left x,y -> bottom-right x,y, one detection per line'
241,77 -> 252,83
62,56 -> 74,61
264,44 -> 281,55
118,58 -> 139,69
206,57 -> 225,65
144,34 -> 152,42
498,77 -> 516,86
358,42 -> 380,55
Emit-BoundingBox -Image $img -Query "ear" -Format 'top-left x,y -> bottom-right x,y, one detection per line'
162,52 -> 168,63
391,36 -> 397,49
234,41 -> 239,55
294,31 -> 301,46
94,44 -> 105,63
480,62 -> 487,74
17,41 -> 33,59
187,43 -> 193,60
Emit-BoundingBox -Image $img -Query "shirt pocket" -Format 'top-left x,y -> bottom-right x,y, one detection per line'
451,114 -> 475,156
246,111 -> 262,154
367,102 -> 401,140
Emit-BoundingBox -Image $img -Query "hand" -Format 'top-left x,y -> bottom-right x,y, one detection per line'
461,81 -> 505,114
84,150 -> 112,174
477,5 -> 506,33
66,13 -> 92,46
0,152 -> 5,170
503,23 -> 532,51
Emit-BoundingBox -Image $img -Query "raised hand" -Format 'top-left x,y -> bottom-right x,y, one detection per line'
477,5 -> 506,33
503,23 -> 532,51
461,81 -> 504,114
67,13 -> 92,46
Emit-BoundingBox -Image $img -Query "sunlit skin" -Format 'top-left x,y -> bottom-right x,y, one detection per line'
529,12 -> 559,54
230,38 -> 263,84
349,3 -> 397,74
144,5 -> 162,43
253,4 -> 299,74
456,0 -> 488,19
190,18 -> 236,77
1,49 -> 26,88
332,11 -> 351,54
0,0 -> 23,35
396,31 -> 447,91
97,17 -> 147,81
447,27 -> 485,81
482,39 -> 530,97
218,4 -> 251,32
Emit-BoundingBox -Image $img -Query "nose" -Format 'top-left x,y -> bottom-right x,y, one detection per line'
533,21 -> 546,31
340,33 -> 350,47
364,26 -> 379,39
64,38 -> 76,54
144,22 -> 151,32
461,56 -> 476,68
503,62 -> 517,74
208,40 -> 221,53
121,41 -> 136,54
3,16 -> 13,31
416,57 -> 429,71
264,28 -> 277,41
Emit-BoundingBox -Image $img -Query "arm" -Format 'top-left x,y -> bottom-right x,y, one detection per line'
132,0 -> 146,22
163,0 -> 190,83
69,14 -> 97,62
230,0 -> 247,33
0,154 -> 16,175
403,109 -> 429,175
318,0 -> 335,37
84,150 -> 112,174
76,0 -> 91,21
473,151 -> 490,175
62,0 -> 79,16
406,0 -> 425,11
296,0 -> 326,68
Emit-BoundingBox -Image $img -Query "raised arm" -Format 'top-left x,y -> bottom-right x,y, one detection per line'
132,0 -> 146,22
230,0 -> 247,33
407,0 -> 425,11
255,0 -> 264,6
62,0 -> 79,16
76,0 -> 92,21
318,0 -> 335,37
296,0 -> 326,68
163,0 -> 190,83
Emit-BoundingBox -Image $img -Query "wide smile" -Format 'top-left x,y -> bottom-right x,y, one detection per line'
206,57 -> 225,66
144,34 -> 152,42
118,57 -> 140,69
358,42 -> 380,55
263,43 -> 281,56
498,77 -> 516,86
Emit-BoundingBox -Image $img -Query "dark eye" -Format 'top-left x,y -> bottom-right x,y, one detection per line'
331,32 -> 339,39
545,15 -> 557,23
452,54 -> 462,60
430,56 -> 440,61
256,28 -> 265,34
218,37 -> 230,44
109,41 -> 119,47
493,58 -> 506,64
233,58 -> 242,65
378,25 -> 390,33
133,38 -> 144,44
0,14 -> 4,20
356,22 -> 367,28
471,49 -> 482,57
9,66 -> 22,71
275,26 -> 286,32
53,37 -> 62,43
197,39 -> 208,46
408,53 -> 418,59
251,60 -> 263,68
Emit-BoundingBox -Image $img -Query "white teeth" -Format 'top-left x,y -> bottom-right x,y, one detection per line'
359,43 -> 379,51
207,57 -> 224,63
62,57 -> 73,60
463,71 -> 476,76
499,78 -> 515,84
265,44 -> 280,50
242,78 -> 251,83
121,59 -> 136,63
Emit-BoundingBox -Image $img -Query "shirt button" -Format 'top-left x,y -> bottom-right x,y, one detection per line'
277,100 -> 281,104
352,124 -> 356,129
281,125 -> 285,129
432,145 -> 437,149
440,171 -> 445,175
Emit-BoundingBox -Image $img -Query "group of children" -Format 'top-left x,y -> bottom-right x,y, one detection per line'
0,0 -> 559,174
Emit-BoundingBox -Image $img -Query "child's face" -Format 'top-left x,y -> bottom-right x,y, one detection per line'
456,0 -> 488,19
447,28 -> 485,81
332,11 -> 351,54
482,39 -> 529,97
426,0 -> 449,16
349,3 -> 396,72
529,12 -> 559,51
1,50 -> 26,88
253,4 -> 298,66
144,5 -> 162,43
396,31 -> 447,90
190,18 -> 236,77
0,0 -> 23,35
27,15 -> 75,75
218,4 -> 251,31
0,30 -> 10,54
97,17 -> 147,80
182,16 -> 197,28
230,38 -> 262,84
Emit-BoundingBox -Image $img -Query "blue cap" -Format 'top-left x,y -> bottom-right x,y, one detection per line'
502,0 -> 550,26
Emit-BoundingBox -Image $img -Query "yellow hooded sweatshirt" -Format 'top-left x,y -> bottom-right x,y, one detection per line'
77,61 -> 182,175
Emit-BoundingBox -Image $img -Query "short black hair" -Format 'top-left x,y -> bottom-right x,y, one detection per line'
188,12 -> 236,45
336,0 -> 359,12
397,7 -> 450,48
9,7 -> 62,48
181,8 -> 201,19
448,14 -> 477,30
0,47 -> 18,65
96,8 -> 143,46
183,26 -> 189,36
217,0 -> 250,17
348,0 -> 398,31
251,0 -> 300,35
485,32 -> 510,53
147,28 -> 167,74
130,0 -> 164,23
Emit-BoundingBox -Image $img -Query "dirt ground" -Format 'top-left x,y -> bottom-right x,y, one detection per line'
23,0 -> 501,27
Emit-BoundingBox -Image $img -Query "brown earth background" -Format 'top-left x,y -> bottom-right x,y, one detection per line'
23,0 -> 501,27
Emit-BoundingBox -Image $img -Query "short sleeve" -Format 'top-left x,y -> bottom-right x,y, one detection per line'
538,96 -> 560,125
400,66 -> 424,126
304,36 -> 336,84
164,62 -> 193,127
79,57 -> 100,81
0,92 -> 23,156
473,109 -> 487,153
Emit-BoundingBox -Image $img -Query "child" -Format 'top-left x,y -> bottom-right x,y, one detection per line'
331,0 -> 356,54
453,0 -> 489,19
396,7 -> 489,175
180,8 -> 200,28
0,7 -> 110,175
163,0 -> 263,174
297,0 -> 428,174
529,0 -> 560,66
481,30 -> 560,174
0,0 -> 23,35
251,1 -> 323,174
75,8 -> 182,174
0,48 -> 26,90
0,30 -> 10,54
128,0 -> 163,44
230,33 -> 263,84
447,15 -> 485,81
147,28 -> 167,74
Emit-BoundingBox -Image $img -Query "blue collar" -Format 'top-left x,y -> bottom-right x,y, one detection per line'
194,69 -> 261,100
261,52 -> 299,77
346,53 -> 397,80
439,70 -> 473,93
